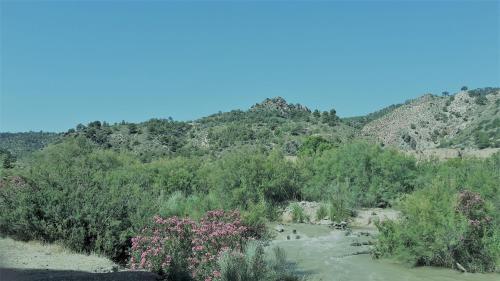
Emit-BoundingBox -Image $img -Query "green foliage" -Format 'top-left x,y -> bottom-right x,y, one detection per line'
290,203 -> 307,223
302,141 -> 417,207
0,148 -> 16,169
467,87 -> 499,97
375,155 -> 500,272
218,244 -> 300,281
320,109 -> 339,126
315,204 -> 329,221
2,114 -> 499,275
0,138 -> 135,261
241,200 -> 271,239
374,180 -> 464,267
328,181 -> 353,222
203,148 -> 303,208
475,131 -> 490,149
0,132 -> 60,158
298,136 -> 335,156
0,139 -> 302,262
127,123 -> 140,134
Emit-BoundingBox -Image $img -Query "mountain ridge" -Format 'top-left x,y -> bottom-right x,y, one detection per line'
1,87 -> 498,159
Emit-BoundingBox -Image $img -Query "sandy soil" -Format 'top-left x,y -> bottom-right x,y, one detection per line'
350,208 -> 401,230
0,238 -> 158,281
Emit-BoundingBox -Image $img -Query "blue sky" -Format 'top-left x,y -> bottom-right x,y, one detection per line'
1,1 -> 499,132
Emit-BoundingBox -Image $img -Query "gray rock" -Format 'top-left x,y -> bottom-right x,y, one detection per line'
275,224 -> 285,232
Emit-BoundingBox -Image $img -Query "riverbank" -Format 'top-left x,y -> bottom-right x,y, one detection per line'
269,222 -> 499,281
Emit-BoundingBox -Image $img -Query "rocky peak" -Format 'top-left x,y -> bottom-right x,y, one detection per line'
250,97 -> 310,114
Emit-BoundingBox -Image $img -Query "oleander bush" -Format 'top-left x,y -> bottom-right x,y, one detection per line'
129,211 -> 302,281
130,210 -> 250,281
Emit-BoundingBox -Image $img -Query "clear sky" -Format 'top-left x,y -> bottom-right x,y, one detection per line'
1,0 -> 499,132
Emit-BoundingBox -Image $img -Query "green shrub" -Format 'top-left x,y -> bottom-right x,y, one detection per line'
290,203 -> 307,223
302,142 -> 417,207
374,175 -> 499,272
218,244 -> 300,281
475,131 -> 491,149
328,181 -> 353,222
316,203 -> 329,221
242,200 -> 270,239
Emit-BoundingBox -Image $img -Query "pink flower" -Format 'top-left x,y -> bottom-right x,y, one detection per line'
129,209 -> 252,281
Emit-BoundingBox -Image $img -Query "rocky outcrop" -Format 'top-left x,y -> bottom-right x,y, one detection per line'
250,97 -> 311,116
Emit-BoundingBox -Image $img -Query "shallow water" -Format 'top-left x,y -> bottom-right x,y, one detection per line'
270,223 -> 499,281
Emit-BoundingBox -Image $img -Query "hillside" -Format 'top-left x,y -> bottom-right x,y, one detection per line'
1,88 -> 499,160
361,88 -> 500,150
62,97 -> 356,160
0,132 -> 61,158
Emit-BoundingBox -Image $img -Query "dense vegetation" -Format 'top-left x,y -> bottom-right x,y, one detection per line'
0,92 -> 499,277
1,132 -> 498,273
0,132 -> 60,158
374,155 -> 500,272
57,97 -> 352,161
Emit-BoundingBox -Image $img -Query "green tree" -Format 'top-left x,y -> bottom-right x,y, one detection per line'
128,123 -> 140,134
0,149 -> 16,169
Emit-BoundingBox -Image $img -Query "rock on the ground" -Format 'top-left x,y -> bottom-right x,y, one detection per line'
275,224 -> 285,232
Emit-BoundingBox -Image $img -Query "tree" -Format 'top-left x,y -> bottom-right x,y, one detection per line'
0,149 -> 16,169
299,136 -> 334,156
88,121 -> 102,128
128,123 -> 140,134
320,109 -> 339,126
442,91 -> 449,96
76,123 -> 85,131
312,109 -> 321,118
461,86 -> 468,91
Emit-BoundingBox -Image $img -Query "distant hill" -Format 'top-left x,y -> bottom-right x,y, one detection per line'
1,87 -> 498,159
361,88 -> 500,150
0,132 -> 61,158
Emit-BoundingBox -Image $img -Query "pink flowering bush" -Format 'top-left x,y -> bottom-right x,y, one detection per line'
130,210 -> 250,281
